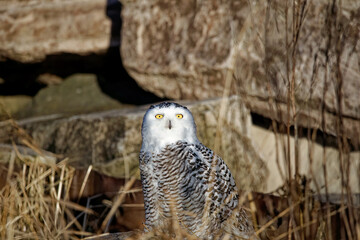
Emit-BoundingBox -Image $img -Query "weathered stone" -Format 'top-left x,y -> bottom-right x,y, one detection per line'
250,125 -> 360,195
0,143 -> 56,165
36,73 -> 63,86
121,0 -> 244,99
0,0 -> 111,62
0,97 -> 267,191
235,0 -> 360,144
0,95 -> 32,119
1,74 -> 131,119
21,74 -> 130,118
120,0 -> 360,143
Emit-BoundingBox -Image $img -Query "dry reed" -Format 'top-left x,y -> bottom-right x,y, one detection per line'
0,153 -> 96,239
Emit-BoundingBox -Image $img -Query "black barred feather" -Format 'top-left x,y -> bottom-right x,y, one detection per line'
139,141 -> 256,239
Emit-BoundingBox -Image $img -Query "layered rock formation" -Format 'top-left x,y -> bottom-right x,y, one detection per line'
121,0 -> 360,143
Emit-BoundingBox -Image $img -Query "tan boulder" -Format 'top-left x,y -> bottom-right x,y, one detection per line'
0,0 -> 111,62
0,74 -> 129,119
120,0 -> 360,142
250,125 -> 360,195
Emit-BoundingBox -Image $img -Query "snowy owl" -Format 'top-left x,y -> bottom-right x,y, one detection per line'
139,102 -> 257,239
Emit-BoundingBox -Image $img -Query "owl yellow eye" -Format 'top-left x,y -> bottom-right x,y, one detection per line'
176,114 -> 183,119
155,114 -> 163,119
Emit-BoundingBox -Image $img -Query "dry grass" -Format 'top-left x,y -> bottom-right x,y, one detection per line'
0,154 -> 96,240
0,108 -> 94,239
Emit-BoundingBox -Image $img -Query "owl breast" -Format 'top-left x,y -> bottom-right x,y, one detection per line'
140,141 -> 243,237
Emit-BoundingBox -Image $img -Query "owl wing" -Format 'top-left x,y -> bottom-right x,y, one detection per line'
187,144 -> 239,220
187,143 -> 256,238
139,151 -> 159,229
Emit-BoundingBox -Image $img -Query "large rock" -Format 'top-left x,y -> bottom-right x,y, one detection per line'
250,125 -> 360,195
1,97 -> 359,195
0,97 -> 267,191
23,74 -> 130,118
0,95 -> 32,120
0,74 -> 130,119
120,0 -> 360,143
0,0 -> 111,62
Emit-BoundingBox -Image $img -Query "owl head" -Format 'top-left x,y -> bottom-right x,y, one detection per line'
141,102 -> 199,152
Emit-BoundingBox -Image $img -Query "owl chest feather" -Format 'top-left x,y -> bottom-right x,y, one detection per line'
153,144 -> 205,207
141,142 -> 209,218
140,141 -> 256,238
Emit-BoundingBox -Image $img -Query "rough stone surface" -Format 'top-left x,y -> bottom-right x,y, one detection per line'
121,0 -> 246,99
1,74 -> 130,119
250,126 -> 360,195
0,0 -> 111,62
121,0 -> 360,143
25,74 -> 130,118
0,97 -> 267,191
0,143 -> 56,165
0,95 -> 32,119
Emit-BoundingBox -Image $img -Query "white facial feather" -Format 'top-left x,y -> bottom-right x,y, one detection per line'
141,102 -> 199,152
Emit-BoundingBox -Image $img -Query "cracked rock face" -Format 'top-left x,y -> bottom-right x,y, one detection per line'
121,0 -> 360,143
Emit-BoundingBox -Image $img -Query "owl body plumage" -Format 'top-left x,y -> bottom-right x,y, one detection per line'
140,102 -> 256,239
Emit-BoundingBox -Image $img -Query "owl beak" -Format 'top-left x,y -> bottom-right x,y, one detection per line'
168,120 -> 172,130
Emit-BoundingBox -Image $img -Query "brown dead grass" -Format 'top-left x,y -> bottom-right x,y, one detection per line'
0,155 -> 95,240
